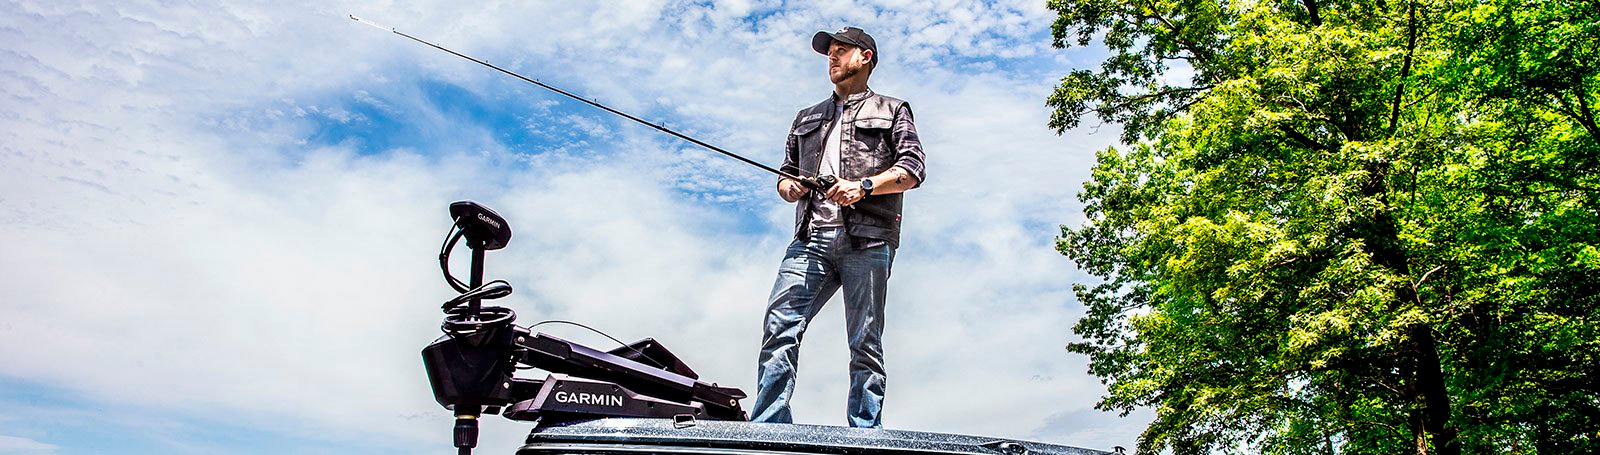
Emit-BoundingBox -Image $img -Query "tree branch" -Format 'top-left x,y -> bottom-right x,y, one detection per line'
1278,125 -> 1335,151
1411,265 -> 1445,306
1388,2 -> 1419,134
1132,0 -> 1217,67
1106,85 -> 1213,111
1304,0 -> 1323,26
1570,80 -> 1600,142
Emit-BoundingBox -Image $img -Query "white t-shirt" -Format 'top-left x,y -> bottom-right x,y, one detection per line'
809,104 -> 845,229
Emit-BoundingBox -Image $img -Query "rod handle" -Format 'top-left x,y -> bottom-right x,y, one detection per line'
800,176 -> 902,223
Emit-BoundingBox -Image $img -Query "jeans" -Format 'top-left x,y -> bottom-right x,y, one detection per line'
751,227 -> 896,428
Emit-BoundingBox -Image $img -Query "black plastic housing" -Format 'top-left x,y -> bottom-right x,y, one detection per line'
422,323 -> 525,408
450,200 -> 513,250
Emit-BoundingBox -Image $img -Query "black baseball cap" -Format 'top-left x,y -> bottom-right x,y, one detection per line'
812,26 -> 878,66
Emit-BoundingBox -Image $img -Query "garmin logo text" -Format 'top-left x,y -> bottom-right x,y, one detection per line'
554,391 -> 624,407
476,213 -> 501,229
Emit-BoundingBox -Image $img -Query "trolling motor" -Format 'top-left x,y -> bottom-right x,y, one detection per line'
424,201 -> 748,455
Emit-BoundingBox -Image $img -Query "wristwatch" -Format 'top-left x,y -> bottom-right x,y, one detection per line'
860,178 -> 874,196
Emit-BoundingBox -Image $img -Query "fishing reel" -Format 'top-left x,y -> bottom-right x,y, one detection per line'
799,174 -> 839,192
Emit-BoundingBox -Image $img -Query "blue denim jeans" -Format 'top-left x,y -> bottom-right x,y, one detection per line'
751,227 -> 896,428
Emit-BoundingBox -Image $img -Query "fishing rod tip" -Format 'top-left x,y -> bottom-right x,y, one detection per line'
348,14 -> 396,32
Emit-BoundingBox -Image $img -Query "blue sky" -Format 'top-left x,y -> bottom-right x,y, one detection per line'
0,1 -> 1145,453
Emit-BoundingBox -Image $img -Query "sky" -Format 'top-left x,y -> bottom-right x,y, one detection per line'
0,1 -> 1149,453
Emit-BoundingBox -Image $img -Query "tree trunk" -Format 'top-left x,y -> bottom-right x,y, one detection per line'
1360,163 -> 1461,455
1412,324 -> 1461,455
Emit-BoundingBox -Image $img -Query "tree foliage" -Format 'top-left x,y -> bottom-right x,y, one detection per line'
1049,0 -> 1600,453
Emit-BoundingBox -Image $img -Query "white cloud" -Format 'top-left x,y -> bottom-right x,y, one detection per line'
0,436 -> 58,453
0,1 -> 1140,453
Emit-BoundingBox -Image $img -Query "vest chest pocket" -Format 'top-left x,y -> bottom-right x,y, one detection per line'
853,117 -> 893,130
792,119 -> 828,170
791,120 -> 824,137
846,117 -> 894,175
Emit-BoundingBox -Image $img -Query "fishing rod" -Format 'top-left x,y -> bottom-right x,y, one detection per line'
349,15 -> 897,220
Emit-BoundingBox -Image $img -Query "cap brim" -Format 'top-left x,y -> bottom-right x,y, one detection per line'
811,31 -> 835,55
813,30 -> 868,55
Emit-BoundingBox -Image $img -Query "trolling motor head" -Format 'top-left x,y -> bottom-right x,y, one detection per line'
450,200 -> 512,250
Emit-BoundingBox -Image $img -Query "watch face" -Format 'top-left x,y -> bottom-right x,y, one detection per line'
861,179 -> 873,191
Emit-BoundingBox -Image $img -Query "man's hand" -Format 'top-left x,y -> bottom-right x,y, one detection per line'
777,178 -> 810,202
825,179 -> 867,206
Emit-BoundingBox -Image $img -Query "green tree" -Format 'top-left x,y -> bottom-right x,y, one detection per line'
1048,0 -> 1600,453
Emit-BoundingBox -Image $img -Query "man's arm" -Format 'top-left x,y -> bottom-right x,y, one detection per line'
777,123 -> 809,203
823,165 -> 918,205
886,103 -> 925,188
825,104 -> 925,205
778,178 -> 809,202
866,166 -> 920,194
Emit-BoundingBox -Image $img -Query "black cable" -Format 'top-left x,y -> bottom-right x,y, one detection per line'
442,280 -> 513,311
439,220 -> 470,293
442,306 -> 516,335
438,216 -> 519,336
526,320 -> 669,369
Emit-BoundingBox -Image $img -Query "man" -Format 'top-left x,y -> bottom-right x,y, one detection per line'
752,26 -> 925,429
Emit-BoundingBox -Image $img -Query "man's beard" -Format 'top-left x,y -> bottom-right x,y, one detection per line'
830,64 -> 861,84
